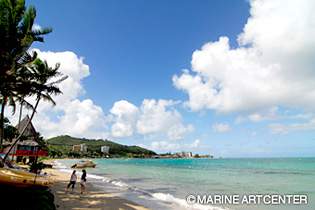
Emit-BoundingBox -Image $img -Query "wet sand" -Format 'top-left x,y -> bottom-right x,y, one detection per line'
43,161 -> 151,210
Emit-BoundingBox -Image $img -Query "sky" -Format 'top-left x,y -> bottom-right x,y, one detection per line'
7,0 -> 315,157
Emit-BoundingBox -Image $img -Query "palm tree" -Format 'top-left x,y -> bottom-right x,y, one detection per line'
0,0 -> 52,150
4,58 -> 67,160
16,66 -> 36,128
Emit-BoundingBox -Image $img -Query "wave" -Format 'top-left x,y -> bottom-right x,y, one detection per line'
100,178 -> 228,210
151,193 -> 229,210
89,174 -> 229,210
53,160 -> 67,169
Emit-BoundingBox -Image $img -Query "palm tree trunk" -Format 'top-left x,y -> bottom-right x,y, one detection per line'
4,96 -> 41,161
0,96 -> 7,152
18,101 -> 24,129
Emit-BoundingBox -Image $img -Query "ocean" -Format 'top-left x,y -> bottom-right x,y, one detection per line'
54,158 -> 315,210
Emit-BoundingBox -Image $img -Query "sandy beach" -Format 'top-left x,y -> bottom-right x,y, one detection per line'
42,160 -> 151,210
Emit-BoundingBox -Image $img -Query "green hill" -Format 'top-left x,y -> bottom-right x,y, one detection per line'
46,135 -> 156,157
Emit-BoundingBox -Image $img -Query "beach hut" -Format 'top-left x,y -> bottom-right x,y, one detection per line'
0,115 -> 47,163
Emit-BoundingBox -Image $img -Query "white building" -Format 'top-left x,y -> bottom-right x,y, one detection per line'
176,151 -> 193,158
101,146 -> 109,153
81,143 -> 88,152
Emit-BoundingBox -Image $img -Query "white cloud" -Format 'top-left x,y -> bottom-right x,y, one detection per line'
109,100 -> 139,138
9,49 -> 108,139
173,0 -> 315,114
185,139 -> 200,148
167,124 -> 194,141
250,132 -> 257,137
137,99 -> 193,140
108,99 -> 194,140
235,106 -> 280,124
151,139 -> 210,153
151,141 -> 181,152
136,99 -> 179,134
32,23 -> 42,30
35,99 -> 108,139
287,113 -> 314,120
212,122 -> 231,132
269,118 -> 315,135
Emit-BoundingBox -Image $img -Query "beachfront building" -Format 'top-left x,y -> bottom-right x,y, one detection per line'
73,145 -> 81,152
101,146 -> 109,153
176,151 -> 193,158
73,143 -> 88,152
0,115 -> 47,162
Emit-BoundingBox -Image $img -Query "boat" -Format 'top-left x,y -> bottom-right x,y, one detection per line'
0,168 -> 51,187
71,160 -> 97,168
0,154 -> 19,169
0,155 -> 54,187
9,168 -> 54,185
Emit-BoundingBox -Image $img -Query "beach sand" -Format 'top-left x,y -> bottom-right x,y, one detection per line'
42,161 -> 151,210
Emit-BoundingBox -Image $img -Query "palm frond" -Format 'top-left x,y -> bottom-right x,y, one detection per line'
49,75 -> 68,85
19,97 -> 35,111
40,92 -> 56,106
31,26 -> 53,36
13,0 -> 27,25
17,51 -> 37,67
19,5 -> 35,35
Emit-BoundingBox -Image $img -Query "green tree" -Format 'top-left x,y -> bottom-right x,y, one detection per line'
16,66 -> 36,128
0,0 -> 52,150
1,117 -> 17,141
4,58 -> 67,160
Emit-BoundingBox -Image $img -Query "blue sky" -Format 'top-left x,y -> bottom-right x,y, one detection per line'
15,0 -> 315,157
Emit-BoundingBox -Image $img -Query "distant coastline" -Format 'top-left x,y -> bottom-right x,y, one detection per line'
46,135 -> 216,159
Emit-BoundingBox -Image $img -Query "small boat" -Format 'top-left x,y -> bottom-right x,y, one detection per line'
0,155 -> 54,187
0,168 -> 51,187
9,168 -> 54,185
71,160 -> 97,169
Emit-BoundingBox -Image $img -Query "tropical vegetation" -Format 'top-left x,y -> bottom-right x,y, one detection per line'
0,2 -> 60,209
46,135 -> 157,158
1,0 -> 50,147
0,0 -> 67,161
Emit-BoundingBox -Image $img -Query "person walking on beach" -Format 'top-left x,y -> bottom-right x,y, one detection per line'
81,169 -> 87,194
66,170 -> 77,194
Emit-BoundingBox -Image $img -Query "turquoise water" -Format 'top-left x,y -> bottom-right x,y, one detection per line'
56,158 -> 315,210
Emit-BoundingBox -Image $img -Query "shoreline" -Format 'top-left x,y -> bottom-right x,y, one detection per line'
40,158 -> 315,210
42,160 -> 151,210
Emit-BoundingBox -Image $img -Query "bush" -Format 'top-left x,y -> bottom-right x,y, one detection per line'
0,184 -> 55,210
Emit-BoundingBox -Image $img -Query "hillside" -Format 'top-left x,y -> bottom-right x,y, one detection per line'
46,135 -> 156,157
